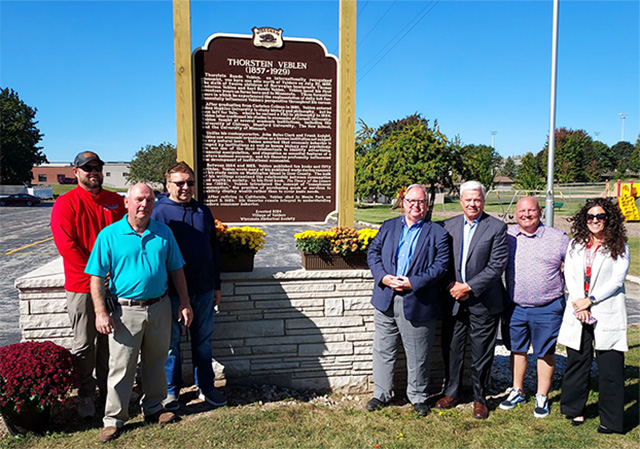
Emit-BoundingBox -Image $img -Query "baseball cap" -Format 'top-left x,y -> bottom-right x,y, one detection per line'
73,151 -> 104,168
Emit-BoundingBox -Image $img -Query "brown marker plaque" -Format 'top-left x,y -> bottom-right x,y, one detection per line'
193,31 -> 338,223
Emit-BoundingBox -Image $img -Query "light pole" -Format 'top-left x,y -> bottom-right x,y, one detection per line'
491,131 -> 497,148
545,0 -> 559,227
619,113 -> 628,142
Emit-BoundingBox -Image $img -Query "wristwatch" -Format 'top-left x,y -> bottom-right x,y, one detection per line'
589,295 -> 598,305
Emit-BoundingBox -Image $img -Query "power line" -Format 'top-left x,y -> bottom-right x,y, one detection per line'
358,2 -> 435,74
357,0 -> 398,48
357,0 -> 370,19
357,1 -> 440,83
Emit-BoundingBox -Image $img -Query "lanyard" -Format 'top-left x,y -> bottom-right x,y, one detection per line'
584,242 -> 600,296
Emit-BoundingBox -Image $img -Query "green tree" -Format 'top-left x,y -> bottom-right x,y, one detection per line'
543,128 -> 593,183
515,152 -> 545,191
355,119 -> 375,157
0,88 -> 47,184
500,156 -> 518,178
355,114 -> 459,213
592,140 -> 613,174
610,141 -> 635,175
125,142 -> 177,190
631,135 -> 640,174
459,144 -> 501,189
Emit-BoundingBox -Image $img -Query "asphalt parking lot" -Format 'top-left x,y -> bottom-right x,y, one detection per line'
0,202 -> 638,347
0,203 -> 59,346
0,202 -> 327,346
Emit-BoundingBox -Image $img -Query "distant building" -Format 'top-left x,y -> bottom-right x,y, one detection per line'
32,162 -> 130,189
493,176 -> 515,191
100,162 -> 130,189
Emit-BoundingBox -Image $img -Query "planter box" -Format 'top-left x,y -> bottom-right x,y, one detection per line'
220,252 -> 254,272
301,252 -> 369,270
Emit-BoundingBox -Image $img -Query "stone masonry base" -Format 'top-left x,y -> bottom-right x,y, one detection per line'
17,258 -> 452,396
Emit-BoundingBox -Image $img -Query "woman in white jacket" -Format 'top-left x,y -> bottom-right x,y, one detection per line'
558,197 -> 629,433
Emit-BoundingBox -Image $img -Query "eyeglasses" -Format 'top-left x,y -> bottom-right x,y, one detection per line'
586,213 -> 607,222
80,165 -> 102,173
171,180 -> 195,187
404,198 -> 426,206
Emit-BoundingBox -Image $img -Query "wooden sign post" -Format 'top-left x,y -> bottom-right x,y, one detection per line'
172,0 -> 356,224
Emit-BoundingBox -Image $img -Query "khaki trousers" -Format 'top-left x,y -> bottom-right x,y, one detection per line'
103,296 -> 171,428
66,291 -> 109,397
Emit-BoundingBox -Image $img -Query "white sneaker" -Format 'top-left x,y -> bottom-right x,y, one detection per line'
533,394 -> 549,418
78,396 -> 96,418
499,388 -> 526,410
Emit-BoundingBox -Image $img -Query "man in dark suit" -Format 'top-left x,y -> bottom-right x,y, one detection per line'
435,181 -> 508,419
366,184 -> 450,417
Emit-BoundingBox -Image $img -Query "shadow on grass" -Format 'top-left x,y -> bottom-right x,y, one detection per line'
175,383 -> 330,418
584,362 -> 640,434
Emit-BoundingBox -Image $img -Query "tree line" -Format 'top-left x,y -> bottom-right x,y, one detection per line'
2,89 -> 639,196
355,114 -> 640,201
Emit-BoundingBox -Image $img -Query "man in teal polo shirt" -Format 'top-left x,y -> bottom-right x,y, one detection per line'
86,183 -> 193,444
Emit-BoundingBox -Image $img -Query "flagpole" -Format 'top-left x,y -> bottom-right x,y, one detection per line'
545,0 -> 559,226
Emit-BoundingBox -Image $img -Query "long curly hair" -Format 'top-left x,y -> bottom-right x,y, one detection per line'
569,197 -> 627,259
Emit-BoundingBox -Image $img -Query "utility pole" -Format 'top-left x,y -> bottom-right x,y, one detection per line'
491,131 -> 497,148
619,113 -> 628,142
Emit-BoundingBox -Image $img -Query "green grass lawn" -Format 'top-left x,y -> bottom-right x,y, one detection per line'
51,185 -> 127,197
1,327 -> 637,448
51,184 -> 76,197
628,237 -> 639,278
355,205 -> 638,278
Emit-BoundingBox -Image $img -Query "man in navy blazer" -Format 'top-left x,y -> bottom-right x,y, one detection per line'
366,184 -> 450,416
435,181 -> 508,420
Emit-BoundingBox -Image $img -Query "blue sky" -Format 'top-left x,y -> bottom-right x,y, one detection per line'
1,0 -> 638,162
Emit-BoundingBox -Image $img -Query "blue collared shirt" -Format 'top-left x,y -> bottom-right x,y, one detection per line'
395,218 -> 424,276
460,217 -> 479,282
85,215 -> 185,300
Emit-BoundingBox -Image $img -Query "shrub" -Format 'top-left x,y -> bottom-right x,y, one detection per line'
0,341 -> 79,413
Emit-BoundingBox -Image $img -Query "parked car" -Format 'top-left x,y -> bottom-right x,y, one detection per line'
0,194 -> 42,207
57,174 -> 77,184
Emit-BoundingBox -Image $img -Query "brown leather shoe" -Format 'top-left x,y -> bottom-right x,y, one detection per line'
100,426 -> 119,443
144,409 -> 179,425
473,401 -> 489,419
435,395 -> 460,410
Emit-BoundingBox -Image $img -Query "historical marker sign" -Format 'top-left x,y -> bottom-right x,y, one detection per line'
194,28 -> 338,223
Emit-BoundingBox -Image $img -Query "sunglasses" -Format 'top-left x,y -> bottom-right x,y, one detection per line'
586,213 -> 607,222
80,165 -> 102,172
172,180 -> 195,187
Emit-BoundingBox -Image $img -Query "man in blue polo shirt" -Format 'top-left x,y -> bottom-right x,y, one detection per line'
86,183 -> 193,444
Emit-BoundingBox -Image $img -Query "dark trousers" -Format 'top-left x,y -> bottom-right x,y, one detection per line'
560,323 -> 625,433
442,306 -> 500,404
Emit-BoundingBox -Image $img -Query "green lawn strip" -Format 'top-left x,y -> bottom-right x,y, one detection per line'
50,184 -> 126,197
628,237 -> 639,278
2,326 -> 637,449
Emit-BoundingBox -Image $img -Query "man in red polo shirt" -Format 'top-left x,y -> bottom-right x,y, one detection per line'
51,151 -> 125,418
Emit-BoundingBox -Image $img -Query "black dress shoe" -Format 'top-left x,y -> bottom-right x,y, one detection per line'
571,417 -> 584,427
597,425 -> 622,434
366,397 -> 387,412
413,402 -> 430,416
